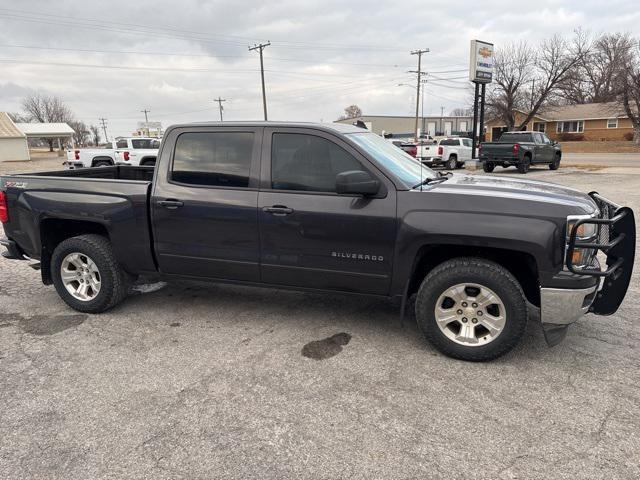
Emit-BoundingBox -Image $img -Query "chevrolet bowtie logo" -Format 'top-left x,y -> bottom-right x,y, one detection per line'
479,47 -> 492,58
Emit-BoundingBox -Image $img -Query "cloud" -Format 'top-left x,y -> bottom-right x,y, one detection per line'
0,0 -> 637,136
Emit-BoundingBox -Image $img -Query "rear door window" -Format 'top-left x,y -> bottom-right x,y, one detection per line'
171,132 -> 254,188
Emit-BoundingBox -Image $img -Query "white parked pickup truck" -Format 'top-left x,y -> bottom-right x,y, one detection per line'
114,138 -> 161,166
418,137 -> 472,170
65,137 -> 159,169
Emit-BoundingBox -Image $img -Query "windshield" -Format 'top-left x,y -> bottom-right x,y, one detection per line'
497,133 -> 533,143
347,132 -> 436,186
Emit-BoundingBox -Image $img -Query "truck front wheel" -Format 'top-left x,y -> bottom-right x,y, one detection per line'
51,234 -> 130,313
415,257 -> 528,361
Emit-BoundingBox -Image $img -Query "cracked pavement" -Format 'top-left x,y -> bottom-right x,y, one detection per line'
1,164 -> 639,479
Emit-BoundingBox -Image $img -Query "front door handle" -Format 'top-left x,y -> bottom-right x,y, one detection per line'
158,199 -> 184,209
263,205 -> 293,216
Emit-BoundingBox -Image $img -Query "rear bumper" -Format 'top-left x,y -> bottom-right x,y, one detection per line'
0,237 -> 26,260
480,156 -> 519,165
63,161 -> 84,169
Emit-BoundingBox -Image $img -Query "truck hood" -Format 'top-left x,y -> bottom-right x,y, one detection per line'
429,174 -> 597,215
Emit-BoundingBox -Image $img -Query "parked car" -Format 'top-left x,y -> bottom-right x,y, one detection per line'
65,137 -> 160,169
64,141 -> 117,168
1,122 -> 634,361
114,138 -> 161,166
418,137 -> 472,169
480,131 -> 561,174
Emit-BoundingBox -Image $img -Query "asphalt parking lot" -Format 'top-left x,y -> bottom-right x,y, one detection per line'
1,160 -> 639,479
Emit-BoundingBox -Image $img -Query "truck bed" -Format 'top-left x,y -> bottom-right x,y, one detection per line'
0,165 -> 156,275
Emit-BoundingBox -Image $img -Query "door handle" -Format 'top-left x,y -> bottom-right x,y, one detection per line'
263,205 -> 293,216
158,199 -> 184,209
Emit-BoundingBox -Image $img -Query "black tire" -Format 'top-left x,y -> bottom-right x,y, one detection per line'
549,154 -> 561,170
517,156 -> 531,174
51,234 -> 130,313
415,257 -> 528,361
446,156 -> 457,170
482,162 -> 495,173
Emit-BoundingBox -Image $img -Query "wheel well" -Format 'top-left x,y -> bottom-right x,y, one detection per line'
39,219 -> 109,285
91,156 -> 113,166
408,245 -> 540,306
524,152 -> 532,160
140,156 -> 157,165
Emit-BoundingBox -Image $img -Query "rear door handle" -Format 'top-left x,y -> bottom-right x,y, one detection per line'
263,205 -> 293,216
158,199 -> 184,209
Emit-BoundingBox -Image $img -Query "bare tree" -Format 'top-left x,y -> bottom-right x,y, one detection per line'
487,32 -> 589,130
449,107 -> 473,116
616,41 -> 640,143
560,33 -> 635,104
486,41 -> 534,130
69,120 -> 90,147
21,93 -> 74,151
7,112 -> 29,123
339,104 -> 362,120
89,125 -> 100,146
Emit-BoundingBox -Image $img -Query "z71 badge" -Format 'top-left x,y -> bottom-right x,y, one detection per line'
4,181 -> 28,189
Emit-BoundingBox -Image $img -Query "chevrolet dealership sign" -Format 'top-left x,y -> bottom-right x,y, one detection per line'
469,40 -> 494,83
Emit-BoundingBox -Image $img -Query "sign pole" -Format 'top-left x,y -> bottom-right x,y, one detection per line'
479,83 -> 486,144
471,81 -> 480,159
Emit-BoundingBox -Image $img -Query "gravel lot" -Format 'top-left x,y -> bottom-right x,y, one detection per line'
1,160 -> 639,479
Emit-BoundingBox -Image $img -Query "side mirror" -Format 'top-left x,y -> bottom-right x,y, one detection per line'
336,170 -> 380,196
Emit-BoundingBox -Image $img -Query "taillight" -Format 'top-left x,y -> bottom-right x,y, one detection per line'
437,146 -> 443,156
123,151 -> 130,161
74,150 -> 80,160
513,143 -> 520,155
0,191 -> 8,223
408,147 -> 417,157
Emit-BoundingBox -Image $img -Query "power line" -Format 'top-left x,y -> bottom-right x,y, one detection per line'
249,42 -> 271,121
214,97 -> 226,121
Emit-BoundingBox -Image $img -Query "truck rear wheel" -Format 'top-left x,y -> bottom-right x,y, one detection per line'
51,234 -> 130,313
415,257 -> 528,361
446,156 -> 458,170
517,156 -> 531,174
482,162 -> 495,173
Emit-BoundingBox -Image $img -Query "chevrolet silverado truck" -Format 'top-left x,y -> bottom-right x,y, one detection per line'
418,137 -> 472,169
0,122 -> 635,361
480,131 -> 561,174
65,137 -> 159,169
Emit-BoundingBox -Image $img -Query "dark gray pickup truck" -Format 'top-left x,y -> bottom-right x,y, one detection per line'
480,131 -> 562,173
0,122 -> 635,361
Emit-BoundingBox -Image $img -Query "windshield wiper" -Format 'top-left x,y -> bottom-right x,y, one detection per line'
412,171 -> 451,189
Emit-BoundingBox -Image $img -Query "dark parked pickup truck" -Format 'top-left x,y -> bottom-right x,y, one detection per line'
1,122 -> 635,361
480,131 -> 562,173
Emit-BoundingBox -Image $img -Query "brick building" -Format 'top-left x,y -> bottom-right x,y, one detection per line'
485,102 -> 635,142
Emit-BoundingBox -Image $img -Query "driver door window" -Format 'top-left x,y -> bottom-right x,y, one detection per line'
271,133 -> 364,193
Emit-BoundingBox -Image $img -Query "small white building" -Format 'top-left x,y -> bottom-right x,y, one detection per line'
0,112 -> 30,161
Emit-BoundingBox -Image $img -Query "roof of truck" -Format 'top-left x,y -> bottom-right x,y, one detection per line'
167,121 -> 367,134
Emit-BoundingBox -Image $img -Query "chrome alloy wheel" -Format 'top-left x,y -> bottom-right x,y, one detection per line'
434,283 -> 506,346
60,252 -> 101,301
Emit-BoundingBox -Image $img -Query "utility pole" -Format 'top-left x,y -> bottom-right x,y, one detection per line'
140,109 -> 150,123
98,117 -> 108,142
410,48 -> 429,141
249,41 -> 271,121
214,97 -> 226,122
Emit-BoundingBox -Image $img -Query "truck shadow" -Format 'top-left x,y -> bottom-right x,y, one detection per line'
122,279 -> 550,362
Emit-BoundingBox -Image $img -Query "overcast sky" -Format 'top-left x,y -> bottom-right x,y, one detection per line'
0,0 -> 638,138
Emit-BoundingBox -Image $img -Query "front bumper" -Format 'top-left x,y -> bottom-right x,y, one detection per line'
540,285 -> 598,345
540,192 -> 635,346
